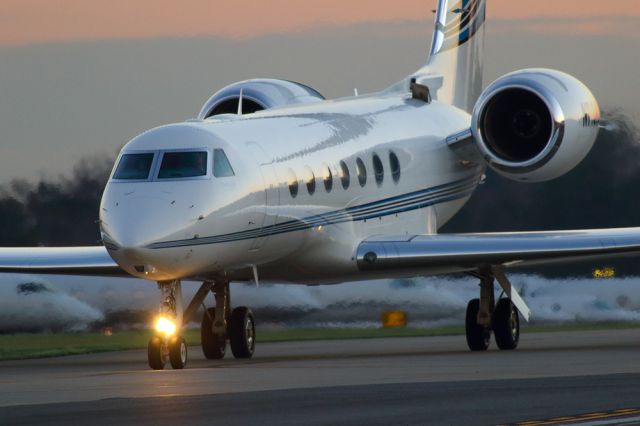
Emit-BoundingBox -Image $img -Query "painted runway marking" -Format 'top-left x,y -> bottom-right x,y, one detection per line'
508,408 -> 640,426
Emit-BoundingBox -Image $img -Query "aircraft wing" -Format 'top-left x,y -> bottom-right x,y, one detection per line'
356,228 -> 640,276
0,246 -> 127,276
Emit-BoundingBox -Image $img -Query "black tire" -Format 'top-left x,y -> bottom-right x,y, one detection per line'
229,307 -> 255,359
201,307 -> 226,359
148,336 -> 166,370
493,299 -> 520,350
168,336 -> 188,369
465,299 -> 491,351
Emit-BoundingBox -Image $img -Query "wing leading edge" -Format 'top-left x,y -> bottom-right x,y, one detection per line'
356,228 -> 640,276
0,246 -> 127,276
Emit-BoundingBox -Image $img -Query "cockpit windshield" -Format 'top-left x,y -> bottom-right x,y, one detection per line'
112,149 -> 234,182
158,151 -> 208,179
113,153 -> 154,180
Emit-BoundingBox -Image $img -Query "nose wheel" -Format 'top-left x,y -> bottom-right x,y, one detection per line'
168,336 -> 188,369
148,336 -> 168,370
147,335 -> 188,370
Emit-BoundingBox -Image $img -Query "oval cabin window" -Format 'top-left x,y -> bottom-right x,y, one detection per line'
323,165 -> 333,192
372,154 -> 384,186
288,169 -> 299,197
389,151 -> 401,183
304,166 -> 316,195
356,157 -> 367,187
340,161 -> 350,189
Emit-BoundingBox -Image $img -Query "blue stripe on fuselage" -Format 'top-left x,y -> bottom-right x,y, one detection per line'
146,176 -> 479,249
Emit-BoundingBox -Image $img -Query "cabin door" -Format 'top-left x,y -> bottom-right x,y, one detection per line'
246,142 -> 279,251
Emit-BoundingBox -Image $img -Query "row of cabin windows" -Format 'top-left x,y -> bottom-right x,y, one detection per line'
288,151 -> 400,198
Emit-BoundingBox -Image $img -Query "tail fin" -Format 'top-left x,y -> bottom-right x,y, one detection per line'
415,0 -> 487,113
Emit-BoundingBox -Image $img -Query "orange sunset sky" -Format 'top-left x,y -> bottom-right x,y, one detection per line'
2,0 -> 639,47
1,0 -> 638,184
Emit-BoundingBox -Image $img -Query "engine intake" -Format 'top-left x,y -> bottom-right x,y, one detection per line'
198,79 -> 324,120
471,69 -> 600,182
481,88 -> 553,162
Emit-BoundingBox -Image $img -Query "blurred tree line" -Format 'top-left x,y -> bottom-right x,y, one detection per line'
0,156 -> 113,246
0,112 -> 638,275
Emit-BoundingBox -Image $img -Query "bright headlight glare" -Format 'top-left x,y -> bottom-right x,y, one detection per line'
155,316 -> 177,336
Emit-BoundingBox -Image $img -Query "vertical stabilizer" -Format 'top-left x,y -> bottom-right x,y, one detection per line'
415,0 -> 487,113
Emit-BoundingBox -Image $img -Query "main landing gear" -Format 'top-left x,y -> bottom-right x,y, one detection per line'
200,281 -> 255,360
465,267 -> 530,352
148,279 -> 255,370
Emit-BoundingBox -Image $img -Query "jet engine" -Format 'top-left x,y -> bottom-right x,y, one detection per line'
471,69 -> 600,182
197,79 -> 325,119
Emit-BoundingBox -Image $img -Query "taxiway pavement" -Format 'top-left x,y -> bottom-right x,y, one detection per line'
1,329 -> 640,425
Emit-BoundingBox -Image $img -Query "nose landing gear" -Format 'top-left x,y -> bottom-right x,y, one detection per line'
148,280 -> 187,370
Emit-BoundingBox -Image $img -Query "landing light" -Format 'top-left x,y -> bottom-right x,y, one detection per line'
155,316 -> 177,336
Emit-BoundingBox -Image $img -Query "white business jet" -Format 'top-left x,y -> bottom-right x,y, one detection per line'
2,0 -> 639,370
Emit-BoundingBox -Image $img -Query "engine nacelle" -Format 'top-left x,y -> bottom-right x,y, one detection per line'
471,69 -> 600,182
197,79 -> 325,120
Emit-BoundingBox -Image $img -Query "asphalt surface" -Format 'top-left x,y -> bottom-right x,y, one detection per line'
2,329 -> 640,425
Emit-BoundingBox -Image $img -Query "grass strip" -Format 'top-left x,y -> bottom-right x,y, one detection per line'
1,322 -> 639,361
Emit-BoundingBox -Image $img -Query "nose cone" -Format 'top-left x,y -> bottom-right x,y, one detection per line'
103,196 -> 172,248
100,189 -> 197,280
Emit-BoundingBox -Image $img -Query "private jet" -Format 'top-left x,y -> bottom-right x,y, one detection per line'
3,0 -> 639,370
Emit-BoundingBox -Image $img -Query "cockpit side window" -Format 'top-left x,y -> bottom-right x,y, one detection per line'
158,151 -> 208,179
113,153 -> 154,180
213,149 -> 235,177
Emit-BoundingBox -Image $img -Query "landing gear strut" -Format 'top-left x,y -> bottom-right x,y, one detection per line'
201,281 -> 229,359
465,274 -> 494,351
465,267 -> 529,352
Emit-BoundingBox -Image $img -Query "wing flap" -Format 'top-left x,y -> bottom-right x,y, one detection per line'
357,228 -> 640,275
0,246 -> 127,276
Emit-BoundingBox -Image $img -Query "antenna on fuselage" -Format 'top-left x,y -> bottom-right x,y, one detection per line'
237,88 -> 244,115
